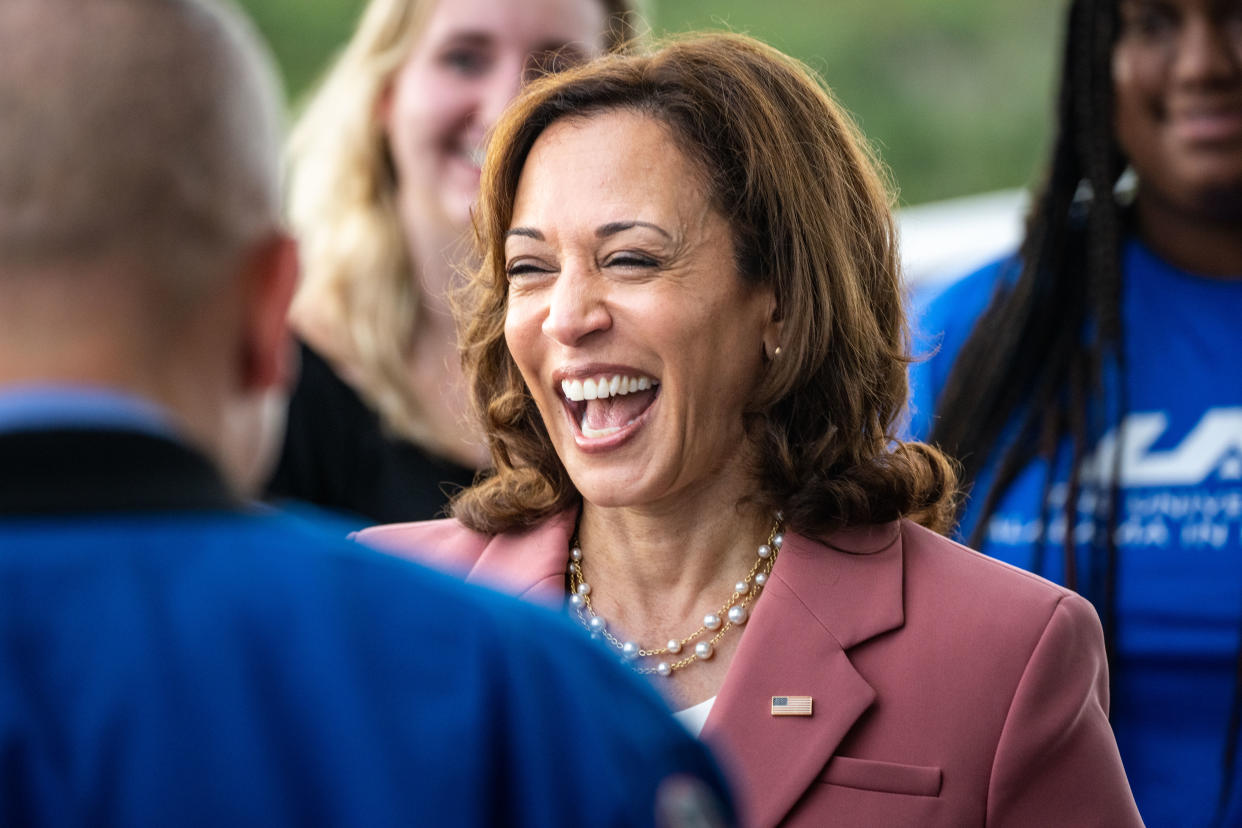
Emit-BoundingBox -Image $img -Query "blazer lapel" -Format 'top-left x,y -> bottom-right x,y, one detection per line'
701,522 -> 905,827
465,508 -> 577,609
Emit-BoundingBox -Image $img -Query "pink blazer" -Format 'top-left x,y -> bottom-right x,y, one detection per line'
358,512 -> 1142,827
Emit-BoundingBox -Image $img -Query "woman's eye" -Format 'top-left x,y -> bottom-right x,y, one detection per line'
441,47 -> 489,77
605,253 -> 658,269
505,261 -> 552,281
1124,3 -> 1178,37
1140,12 -> 1175,34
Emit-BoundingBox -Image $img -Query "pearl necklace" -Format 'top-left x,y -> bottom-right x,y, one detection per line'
567,514 -> 784,677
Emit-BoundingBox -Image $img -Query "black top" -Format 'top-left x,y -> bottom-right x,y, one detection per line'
265,341 -> 478,526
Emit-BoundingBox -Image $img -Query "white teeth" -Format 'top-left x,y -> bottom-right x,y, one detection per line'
560,374 -> 657,402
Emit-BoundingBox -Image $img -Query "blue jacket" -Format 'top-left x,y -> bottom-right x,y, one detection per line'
0,427 -> 731,826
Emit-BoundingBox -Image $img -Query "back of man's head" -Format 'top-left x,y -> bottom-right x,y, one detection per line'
0,0 -> 296,492
0,0 -> 283,287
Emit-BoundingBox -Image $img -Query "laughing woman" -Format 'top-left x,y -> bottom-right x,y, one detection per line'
359,34 -> 1141,826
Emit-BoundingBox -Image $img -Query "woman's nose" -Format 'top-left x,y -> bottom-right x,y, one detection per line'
1173,17 -> 1242,86
541,264 -> 612,346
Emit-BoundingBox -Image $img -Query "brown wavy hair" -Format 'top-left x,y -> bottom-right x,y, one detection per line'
452,31 -> 958,540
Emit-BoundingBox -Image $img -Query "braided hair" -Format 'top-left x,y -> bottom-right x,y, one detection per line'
931,0 -> 1123,620
930,0 -> 1242,819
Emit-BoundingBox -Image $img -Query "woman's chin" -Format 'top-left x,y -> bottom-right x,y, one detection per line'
571,477 -> 652,509
554,440 -> 659,508
419,177 -> 479,238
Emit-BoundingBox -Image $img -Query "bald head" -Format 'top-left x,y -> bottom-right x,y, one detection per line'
0,0 -> 284,289
0,0 -> 298,496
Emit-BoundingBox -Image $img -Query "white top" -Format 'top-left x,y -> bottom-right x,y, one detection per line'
673,695 -> 716,738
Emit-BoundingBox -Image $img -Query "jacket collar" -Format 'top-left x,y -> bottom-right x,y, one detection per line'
701,521 -> 904,827
0,426 -> 239,515
462,508 -> 577,607
460,510 -> 907,827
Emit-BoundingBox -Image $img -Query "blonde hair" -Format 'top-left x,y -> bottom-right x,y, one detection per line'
453,32 -> 958,537
286,0 -> 639,446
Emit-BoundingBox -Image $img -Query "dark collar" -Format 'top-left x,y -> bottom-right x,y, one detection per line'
0,427 -> 240,515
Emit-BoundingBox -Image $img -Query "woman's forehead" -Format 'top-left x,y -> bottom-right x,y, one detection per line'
417,0 -> 609,55
509,113 -> 710,228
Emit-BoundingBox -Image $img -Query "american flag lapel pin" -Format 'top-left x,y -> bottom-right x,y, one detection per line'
771,695 -> 813,716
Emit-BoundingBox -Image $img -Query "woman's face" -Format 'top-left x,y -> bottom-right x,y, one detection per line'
382,0 -> 608,236
1114,0 -> 1242,211
503,111 -> 777,510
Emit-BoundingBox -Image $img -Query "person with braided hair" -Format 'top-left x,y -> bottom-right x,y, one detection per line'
910,0 -> 1242,823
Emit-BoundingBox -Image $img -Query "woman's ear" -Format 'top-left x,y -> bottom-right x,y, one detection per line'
375,80 -> 395,132
762,291 -> 784,361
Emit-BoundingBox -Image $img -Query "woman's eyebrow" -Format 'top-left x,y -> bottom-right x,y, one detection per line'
505,222 -> 673,242
439,32 -> 494,48
596,221 -> 672,240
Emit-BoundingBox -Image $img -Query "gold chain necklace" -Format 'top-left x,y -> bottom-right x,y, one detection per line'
567,513 -> 783,677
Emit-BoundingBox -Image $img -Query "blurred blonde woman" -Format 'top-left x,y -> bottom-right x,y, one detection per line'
265,0 -> 637,523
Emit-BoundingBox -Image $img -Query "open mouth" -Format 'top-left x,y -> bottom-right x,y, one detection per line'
560,374 -> 660,440
1172,103 -> 1242,144
446,139 -> 485,178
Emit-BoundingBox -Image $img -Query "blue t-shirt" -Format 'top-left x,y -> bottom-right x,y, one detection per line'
909,238 -> 1242,827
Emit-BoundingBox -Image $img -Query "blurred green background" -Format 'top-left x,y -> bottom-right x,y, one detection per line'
236,0 -> 1062,206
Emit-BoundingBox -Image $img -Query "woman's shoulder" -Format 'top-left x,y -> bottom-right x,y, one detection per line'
790,518 -> 1089,635
896,519 -> 1093,625
900,520 -> 1069,591
824,521 -> 1107,690
353,510 -> 578,587
906,253 -> 1023,440
805,518 -> 1081,610
354,518 -> 493,576
914,252 -> 1022,336
881,526 -> 1131,825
